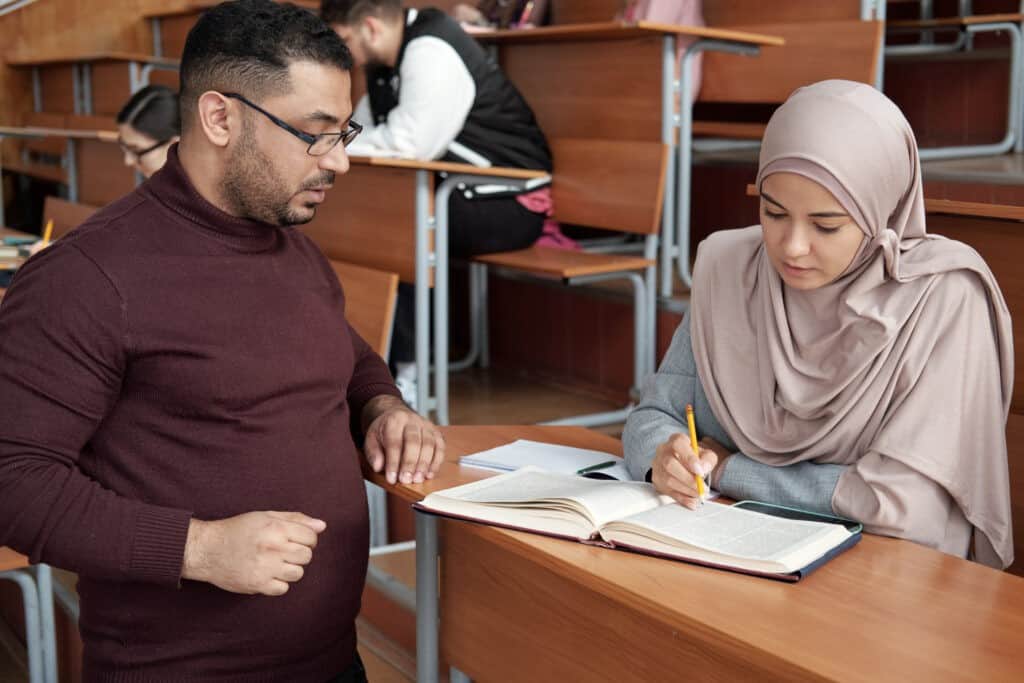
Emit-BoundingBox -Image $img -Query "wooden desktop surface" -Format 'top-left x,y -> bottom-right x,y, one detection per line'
5,52 -> 181,68
0,126 -> 118,142
368,425 -> 1024,682
475,21 -> 786,47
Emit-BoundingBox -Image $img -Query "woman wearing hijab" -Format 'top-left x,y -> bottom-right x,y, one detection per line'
623,79 -> 1014,569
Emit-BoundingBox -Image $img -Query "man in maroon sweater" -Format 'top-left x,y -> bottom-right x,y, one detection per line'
0,2 -> 443,681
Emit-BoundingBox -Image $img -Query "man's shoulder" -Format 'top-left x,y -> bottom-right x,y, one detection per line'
63,191 -> 151,253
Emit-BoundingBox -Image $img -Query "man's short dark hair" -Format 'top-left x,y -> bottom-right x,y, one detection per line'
320,0 -> 402,26
180,0 -> 353,131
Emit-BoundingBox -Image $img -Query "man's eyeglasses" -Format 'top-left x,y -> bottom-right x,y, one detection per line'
119,138 -> 171,160
223,92 -> 362,156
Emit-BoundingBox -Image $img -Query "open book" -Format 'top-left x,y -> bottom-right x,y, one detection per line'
415,467 -> 861,581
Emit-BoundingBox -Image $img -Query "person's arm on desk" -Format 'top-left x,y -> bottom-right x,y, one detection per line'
344,323 -> 446,486
352,38 -> 475,160
623,313 -> 845,515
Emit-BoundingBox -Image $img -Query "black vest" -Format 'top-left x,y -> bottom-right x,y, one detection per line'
366,8 -> 552,172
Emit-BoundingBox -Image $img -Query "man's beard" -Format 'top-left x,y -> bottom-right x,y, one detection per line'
223,122 -> 334,226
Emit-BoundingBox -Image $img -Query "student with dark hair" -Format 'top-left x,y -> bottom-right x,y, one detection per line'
116,84 -> 181,178
321,0 -> 553,401
0,1 -> 443,680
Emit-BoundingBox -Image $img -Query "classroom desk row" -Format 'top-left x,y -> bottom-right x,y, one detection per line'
367,425 -> 1024,683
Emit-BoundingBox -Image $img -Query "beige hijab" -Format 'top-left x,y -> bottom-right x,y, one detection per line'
691,80 -> 1014,568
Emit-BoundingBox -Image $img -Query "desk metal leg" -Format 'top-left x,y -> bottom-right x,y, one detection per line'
676,40 -> 760,290
414,170 -> 432,417
659,35 -> 678,299
415,511 -> 439,683
34,564 -> 57,683
449,668 -> 472,683
433,179 -> 453,426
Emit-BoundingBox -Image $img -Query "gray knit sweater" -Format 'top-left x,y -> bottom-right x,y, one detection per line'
623,313 -> 845,514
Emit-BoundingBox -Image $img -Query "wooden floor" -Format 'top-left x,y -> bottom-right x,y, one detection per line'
0,366 -> 623,681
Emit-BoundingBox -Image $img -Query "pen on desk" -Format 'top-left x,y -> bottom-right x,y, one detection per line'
685,404 -> 707,503
41,219 -> 54,246
576,460 -> 618,475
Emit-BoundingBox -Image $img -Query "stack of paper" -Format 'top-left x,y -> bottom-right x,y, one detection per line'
460,439 -> 632,480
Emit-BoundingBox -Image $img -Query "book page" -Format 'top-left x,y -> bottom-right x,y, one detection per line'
422,467 -> 665,530
603,501 -> 851,573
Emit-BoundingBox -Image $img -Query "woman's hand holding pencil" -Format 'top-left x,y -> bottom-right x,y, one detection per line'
650,408 -> 717,510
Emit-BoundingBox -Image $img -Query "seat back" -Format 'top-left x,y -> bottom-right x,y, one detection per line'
328,259 -> 399,358
550,137 -> 668,236
43,195 -> 99,240
300,162 -> 430,286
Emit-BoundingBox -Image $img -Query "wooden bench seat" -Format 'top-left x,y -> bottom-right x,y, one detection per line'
474,246 -> 655,280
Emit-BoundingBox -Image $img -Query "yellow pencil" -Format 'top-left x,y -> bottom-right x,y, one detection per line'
685,404 -> 707,501
41,219 -> 54,245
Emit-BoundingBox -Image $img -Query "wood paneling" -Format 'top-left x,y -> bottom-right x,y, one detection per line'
928,214 -> 1024,413
550,138 -> 667,233
75,138 -> 134,205
704,0 -> 864,26
299,163 -> 429,285
328,259 -> 398,358
0,0 -> 164,160
700,20 -> 882,104
39,64 -> 76,114
498,37 -> 663,141
43,196 -> 99,240
87,62 -> 133,116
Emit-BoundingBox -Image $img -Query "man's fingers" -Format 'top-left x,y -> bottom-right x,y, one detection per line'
283,543 -> 314,566
364,435 -> 385,473
427,431 -> 445,478
398,424 -> 422,484
263,579 -> 290,597
412,434 -> 435,484
383,421 -> 405,484
275,563 -> 305,583
266,511 -> 326,531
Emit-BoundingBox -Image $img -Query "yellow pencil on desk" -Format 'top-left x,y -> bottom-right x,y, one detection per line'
41,219 -> 53,245
685,404 -> 707,503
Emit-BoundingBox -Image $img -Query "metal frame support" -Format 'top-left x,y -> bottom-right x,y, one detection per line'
414,511 -> 439,683
151,17 -> 163,57
426,173 -> 542,425
675,39 -> 760,289
0,565 -> 58,683
658,34 -> 678,298
64,139 -> 79,203
80,64 -> 93,115
414,170 -> 433,419
917,22 -> 1022,160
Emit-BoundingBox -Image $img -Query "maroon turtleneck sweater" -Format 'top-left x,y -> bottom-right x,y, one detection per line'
0,148 -> 400,682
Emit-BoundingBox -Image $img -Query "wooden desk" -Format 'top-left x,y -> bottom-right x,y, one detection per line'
6,51 -> 180,117
369,425 -> 1024,683
473,21 -> 784,295
0,126 -> 118,214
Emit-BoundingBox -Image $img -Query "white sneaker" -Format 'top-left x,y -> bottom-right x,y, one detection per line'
394,363 -> 418,411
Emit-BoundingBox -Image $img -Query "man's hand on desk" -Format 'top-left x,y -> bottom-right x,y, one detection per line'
362,394 -> 446,485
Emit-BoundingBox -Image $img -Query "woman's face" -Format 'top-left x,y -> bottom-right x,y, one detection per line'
760,172 -> 866,290
117,123 -> 176,178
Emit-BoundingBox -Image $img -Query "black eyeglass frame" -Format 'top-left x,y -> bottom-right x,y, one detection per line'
222,92 -> 362,156
118,138 -> 172,159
